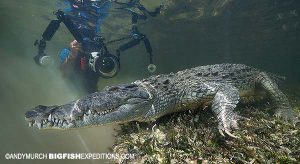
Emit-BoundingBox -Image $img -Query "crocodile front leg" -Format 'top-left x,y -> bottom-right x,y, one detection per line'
256,72 -> 299,124
211,84 -> 242,138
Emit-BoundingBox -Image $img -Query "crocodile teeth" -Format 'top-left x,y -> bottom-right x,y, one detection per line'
69,121 -> 75,127
48,114 -> 52,122
43,120 -> 48,124
88,110 -> 92,115
36,122 -> 42,129
66,119 -> 71,124
29,122 -> 33,127
63,121 -> 68,127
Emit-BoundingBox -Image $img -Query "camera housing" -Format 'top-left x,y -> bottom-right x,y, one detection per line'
88,52 -> 120,78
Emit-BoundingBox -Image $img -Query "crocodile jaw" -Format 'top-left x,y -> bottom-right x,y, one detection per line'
25,84 -> 153,130
25,104 -> 146,130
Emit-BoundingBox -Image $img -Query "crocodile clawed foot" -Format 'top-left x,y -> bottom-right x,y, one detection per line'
218,123 -> 239,138
217,119 -> 239,138
217,114 -> 247,138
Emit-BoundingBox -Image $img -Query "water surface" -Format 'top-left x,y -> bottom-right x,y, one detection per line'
0,0 -> 299,164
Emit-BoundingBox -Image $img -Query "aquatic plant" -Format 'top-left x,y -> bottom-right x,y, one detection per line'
112,88 -> 300,163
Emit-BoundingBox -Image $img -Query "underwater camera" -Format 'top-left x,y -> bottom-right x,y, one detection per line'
34,37 -> 121,78
33,10 -> 122,78
34,3 -> 158,79
88,51 -> 120,78
83,36 -> 120,78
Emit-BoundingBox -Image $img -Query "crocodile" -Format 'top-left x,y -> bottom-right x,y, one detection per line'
24,64 -> 299,137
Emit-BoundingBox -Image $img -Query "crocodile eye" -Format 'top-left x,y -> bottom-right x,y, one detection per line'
126,98 -> 145,104
124,84 -> 137,89
107,86 -> 119,91
162,79 -> 170,85
138,91 -> 150,99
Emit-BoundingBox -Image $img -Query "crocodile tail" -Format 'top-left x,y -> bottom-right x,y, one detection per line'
268,72 -> 286,84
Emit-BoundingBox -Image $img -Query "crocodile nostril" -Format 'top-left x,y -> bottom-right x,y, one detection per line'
25,111 -> 37,119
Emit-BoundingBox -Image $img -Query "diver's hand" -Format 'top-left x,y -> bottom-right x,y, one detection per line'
69,40 -> 82,60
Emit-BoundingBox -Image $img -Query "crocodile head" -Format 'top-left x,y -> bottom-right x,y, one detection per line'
25,83 -> 154,130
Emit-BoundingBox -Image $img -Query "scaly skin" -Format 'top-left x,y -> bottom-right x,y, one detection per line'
24,64 -> 298,137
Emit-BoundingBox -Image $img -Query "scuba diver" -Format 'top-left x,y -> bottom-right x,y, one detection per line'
34,0 -> 162,93
57,39 -> 99,93
58,40 -> 77,78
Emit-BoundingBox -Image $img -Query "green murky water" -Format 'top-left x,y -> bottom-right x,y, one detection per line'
0,0 -> 299,163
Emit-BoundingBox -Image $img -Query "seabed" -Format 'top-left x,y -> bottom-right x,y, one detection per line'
112,86 -> 300,163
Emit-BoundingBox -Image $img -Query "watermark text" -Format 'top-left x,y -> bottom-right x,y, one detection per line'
4,153 -> 135,160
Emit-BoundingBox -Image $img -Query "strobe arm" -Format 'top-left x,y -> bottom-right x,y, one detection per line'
143,37 -> 153,64
137,4 -> 162,17
116,26 -> 154,65
42,20 -> 61,41
33,19 -> 61,65
34,10 -> 84,65
33,39 -> 46,65
55,10 -> 83,43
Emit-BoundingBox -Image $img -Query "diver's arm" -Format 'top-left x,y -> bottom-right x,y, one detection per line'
60,40 -> 81,77
61,40 -> 81,63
